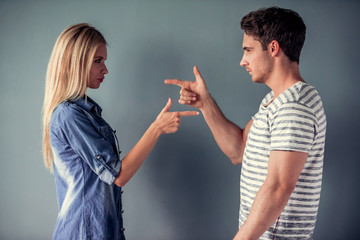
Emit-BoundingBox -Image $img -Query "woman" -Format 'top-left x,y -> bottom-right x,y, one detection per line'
42,23 -> 198,240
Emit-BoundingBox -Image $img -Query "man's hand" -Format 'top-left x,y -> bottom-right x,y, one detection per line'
154,98 -> 199,134
165,66 -> 210,109
166,65 -> 249,165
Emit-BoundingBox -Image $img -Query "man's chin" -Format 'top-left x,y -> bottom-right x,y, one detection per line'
251,76 -> 265,84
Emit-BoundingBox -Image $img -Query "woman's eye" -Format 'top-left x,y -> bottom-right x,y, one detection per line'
94,59 -> 101,63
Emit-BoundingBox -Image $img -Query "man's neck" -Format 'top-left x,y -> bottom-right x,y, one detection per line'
265,61 -> 303,99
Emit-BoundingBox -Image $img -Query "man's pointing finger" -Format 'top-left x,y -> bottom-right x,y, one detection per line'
164,79 -> 191,89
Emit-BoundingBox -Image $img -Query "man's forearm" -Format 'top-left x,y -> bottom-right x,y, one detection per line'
200,95 -> 245,164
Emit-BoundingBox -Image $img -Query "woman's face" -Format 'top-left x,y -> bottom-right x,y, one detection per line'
88,43 -> 108,89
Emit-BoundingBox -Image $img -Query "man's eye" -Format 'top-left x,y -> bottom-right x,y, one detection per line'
94,59 -> 101,63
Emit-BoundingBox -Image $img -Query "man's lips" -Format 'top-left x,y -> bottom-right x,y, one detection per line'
98,78 -> 104,83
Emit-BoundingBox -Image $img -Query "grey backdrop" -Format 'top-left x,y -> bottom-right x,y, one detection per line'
1,0 -> 359,239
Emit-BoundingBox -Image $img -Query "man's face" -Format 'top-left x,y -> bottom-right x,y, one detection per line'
240,33 -> 272,83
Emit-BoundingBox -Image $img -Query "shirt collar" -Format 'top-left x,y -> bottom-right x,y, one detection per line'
72,95 -> 103,116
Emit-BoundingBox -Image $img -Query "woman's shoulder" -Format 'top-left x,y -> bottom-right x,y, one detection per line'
51,101 -> 84,126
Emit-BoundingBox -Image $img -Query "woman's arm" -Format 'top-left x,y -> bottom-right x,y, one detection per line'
114,98 -> 198,187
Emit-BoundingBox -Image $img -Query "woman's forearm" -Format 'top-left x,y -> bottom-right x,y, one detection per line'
114,123 -> 160,187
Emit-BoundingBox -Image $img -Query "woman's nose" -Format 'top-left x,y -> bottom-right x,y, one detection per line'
102,65 -> 108,74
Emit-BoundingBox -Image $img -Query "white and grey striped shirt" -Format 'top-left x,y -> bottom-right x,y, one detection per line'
239,81 -> 327,239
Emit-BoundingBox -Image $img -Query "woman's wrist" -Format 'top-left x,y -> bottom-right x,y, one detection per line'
148,121 -> 162,139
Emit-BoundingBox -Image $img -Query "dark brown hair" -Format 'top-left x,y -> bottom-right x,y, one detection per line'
241,7 -> 306,63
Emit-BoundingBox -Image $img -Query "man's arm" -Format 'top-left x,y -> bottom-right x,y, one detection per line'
165,66 -> 251,164
233,150 -> 308,240
200,96 -> 253,164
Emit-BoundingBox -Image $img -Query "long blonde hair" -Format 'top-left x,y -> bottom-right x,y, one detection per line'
42,23 -> 107,172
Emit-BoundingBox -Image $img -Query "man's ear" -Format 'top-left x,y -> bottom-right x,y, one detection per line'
269,40 -> 280,57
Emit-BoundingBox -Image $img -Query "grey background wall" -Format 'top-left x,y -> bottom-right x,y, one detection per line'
1,0 -> 359,239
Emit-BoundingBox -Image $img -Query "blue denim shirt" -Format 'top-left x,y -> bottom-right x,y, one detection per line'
50,96 -> 125,240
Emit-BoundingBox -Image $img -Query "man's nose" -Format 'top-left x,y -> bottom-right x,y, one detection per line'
240,55 -> 247,67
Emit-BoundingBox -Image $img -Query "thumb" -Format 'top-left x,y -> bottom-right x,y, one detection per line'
193,65 -> 205,84
161,97 -> 172,113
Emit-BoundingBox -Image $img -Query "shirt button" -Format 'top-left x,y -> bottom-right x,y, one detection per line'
121,227 -> 125,231
96,155 -> 101,160
121,190 -> 124,194
121,210 -> 124,214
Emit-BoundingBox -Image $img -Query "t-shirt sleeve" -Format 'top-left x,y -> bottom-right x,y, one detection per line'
52,106 -> 121,185
270,102 -> 316,153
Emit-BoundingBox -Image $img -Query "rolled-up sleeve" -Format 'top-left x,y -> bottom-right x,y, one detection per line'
52,105 -> 121,185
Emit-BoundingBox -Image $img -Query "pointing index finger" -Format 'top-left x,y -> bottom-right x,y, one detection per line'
178,111 -> 200,117
164,79 -> 191,89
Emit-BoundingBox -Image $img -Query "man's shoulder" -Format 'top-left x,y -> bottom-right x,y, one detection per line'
271,82 -> 325,126
279,81 -> 323,110
296,82 -> 321,104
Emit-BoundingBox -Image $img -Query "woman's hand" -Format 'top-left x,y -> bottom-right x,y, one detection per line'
114,98 -> 198,187
154,98 -> 199,135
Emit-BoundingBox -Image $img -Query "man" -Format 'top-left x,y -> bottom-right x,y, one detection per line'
165,7 -> 327,240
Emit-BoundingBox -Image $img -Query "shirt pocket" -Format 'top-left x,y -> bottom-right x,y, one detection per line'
98,125 -> 120,155
252,111 -> 268,129
98,125 -> 112,139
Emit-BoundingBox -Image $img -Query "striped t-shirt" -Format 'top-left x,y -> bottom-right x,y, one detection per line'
239,81 -> 327,239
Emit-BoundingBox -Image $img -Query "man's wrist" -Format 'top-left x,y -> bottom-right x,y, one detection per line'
199,93 -> 213,112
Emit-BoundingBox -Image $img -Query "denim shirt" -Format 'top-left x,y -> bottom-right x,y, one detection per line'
49,96 -> 125,240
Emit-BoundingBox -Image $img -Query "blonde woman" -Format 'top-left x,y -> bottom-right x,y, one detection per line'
42,23 -> 198,240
